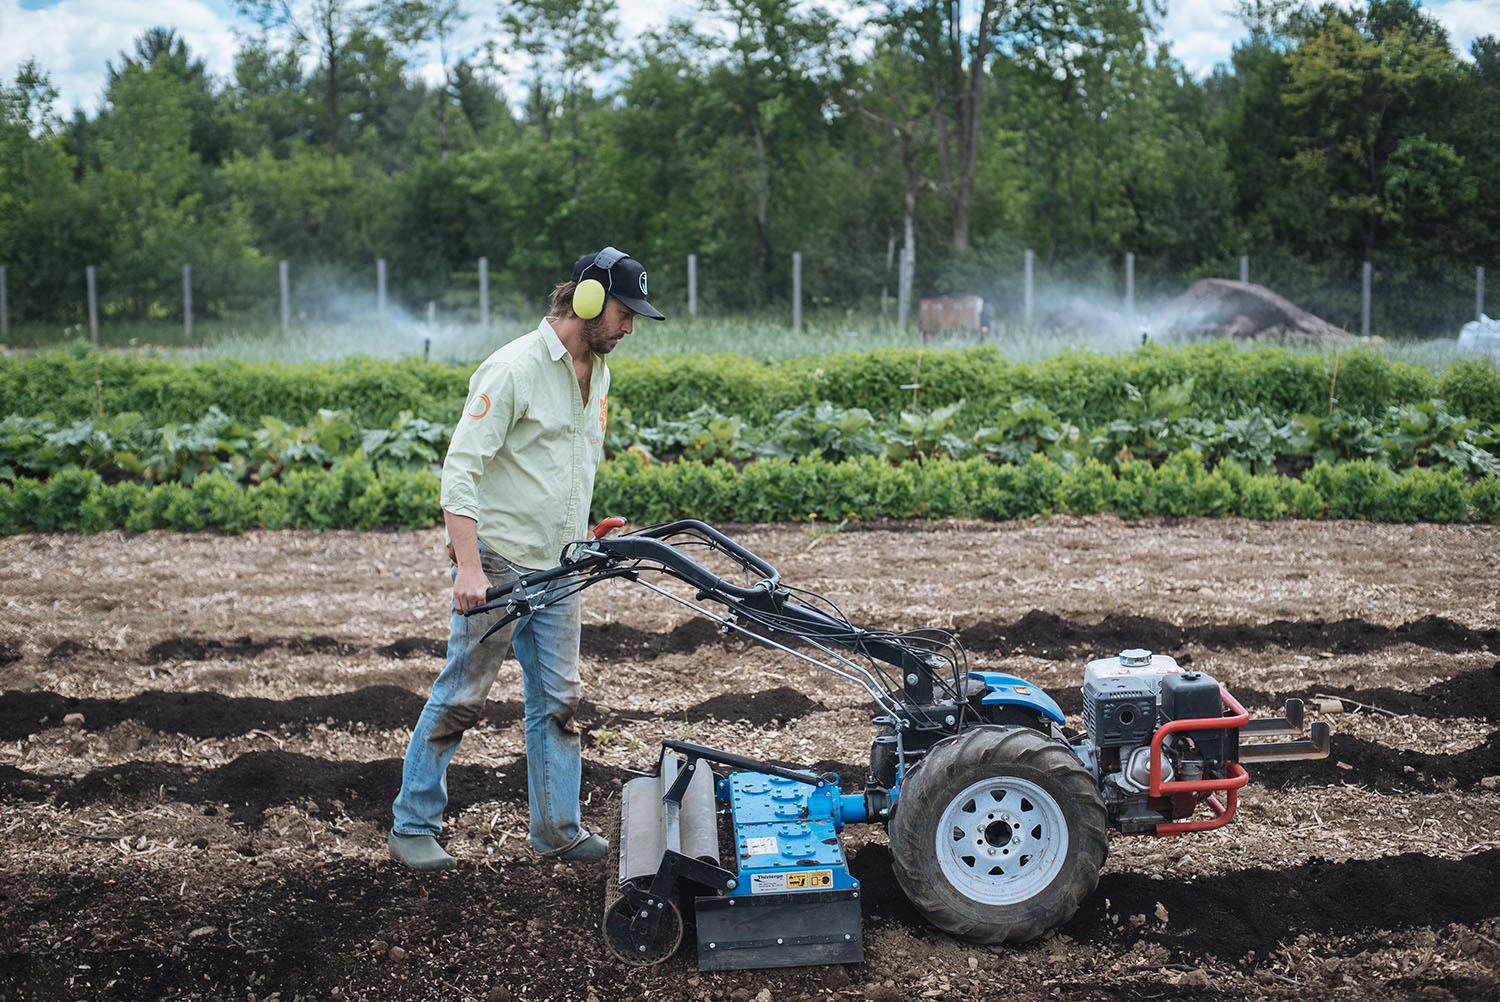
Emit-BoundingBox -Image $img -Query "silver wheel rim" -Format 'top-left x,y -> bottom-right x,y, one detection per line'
934,774 -> 1069,905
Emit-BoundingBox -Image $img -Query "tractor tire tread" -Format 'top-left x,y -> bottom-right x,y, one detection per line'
888,725 -> 1108,944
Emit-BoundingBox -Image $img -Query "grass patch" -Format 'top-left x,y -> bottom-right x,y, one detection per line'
4,311 -> 1497,376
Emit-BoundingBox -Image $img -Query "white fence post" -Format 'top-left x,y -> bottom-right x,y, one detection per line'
882,236 -> 895,315
279,260 -> 290,334
86,265 -> 99,345
792,251 -> 802,334
1023,249 -> 1034,328
377,258 -> 387,317
1240,256 -> 1249,284
1124,252 -> 1135,316
1361,261 -> 1371,337
687,254 -> 697,318
479,257 -> 489,326
182,264 -> 192,343
896,245 -> 913,331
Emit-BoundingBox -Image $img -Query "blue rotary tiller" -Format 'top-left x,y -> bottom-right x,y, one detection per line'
467,519 -> 1332,971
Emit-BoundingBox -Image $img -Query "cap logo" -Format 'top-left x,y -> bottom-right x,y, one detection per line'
638,271 -> 648,296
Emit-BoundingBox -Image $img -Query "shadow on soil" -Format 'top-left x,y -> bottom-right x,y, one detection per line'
1,845 -> 1496,1001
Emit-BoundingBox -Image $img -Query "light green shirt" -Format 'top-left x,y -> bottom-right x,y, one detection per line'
440,319 -> 610,570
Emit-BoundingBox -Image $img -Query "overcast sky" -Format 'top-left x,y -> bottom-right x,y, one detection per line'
2,0 -> 1498,118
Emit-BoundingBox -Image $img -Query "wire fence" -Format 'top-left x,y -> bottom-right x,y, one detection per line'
0,252 -> 1491,346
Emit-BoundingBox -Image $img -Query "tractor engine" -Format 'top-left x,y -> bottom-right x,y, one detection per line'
1077,649 -> 1235,835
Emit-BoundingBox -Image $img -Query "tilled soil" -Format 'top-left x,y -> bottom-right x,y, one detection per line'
1,516 -> 1498,1002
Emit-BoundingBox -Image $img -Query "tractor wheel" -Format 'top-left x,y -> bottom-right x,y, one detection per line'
887,725 -> 1107,944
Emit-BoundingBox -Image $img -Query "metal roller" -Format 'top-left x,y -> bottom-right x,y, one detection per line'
602,754 -> 720,965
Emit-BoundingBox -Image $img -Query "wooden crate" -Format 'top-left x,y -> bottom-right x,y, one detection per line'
919,296 -> 985,333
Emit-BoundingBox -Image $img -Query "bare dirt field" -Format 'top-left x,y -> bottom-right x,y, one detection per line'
2,516 -> 1498,1002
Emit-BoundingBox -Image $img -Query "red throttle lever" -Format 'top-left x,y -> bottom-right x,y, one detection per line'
592,516 -> 627,539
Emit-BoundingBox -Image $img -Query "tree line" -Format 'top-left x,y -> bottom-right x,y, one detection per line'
0,0 -> 1496,335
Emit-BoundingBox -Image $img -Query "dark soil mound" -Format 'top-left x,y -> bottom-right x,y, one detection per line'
853,842 -> 1500,962
0,685 -> 427,740
1074,849 -> 1500,958
0,750 -> 629,826
581,618 -> 731,659
1256,732 -> 1500,793
681,685 -> 827,723
1308,663 -> 1500,722
959,611 -> 1500,661
144,634 -> 360,662
44,639 -> 89,659
375,637 -> 445,659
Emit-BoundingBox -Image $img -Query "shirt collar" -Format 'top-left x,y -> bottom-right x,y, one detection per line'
539,317 -> 608,371
539,318 -> 569,362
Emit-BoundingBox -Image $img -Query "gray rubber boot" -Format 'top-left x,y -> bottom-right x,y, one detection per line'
388,832 -> 457,872
552,832 -> 609,864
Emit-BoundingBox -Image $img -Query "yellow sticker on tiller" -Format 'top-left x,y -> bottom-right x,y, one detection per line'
785,870 -> 834,891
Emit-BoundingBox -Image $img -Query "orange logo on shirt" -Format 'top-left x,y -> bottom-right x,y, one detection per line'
468,393 -> 491,419
599,395 -> 608,434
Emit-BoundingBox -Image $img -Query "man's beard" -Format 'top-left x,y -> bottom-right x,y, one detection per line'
581,313 -> 619,354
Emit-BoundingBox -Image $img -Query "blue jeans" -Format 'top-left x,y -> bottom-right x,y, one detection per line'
392,541 -> 588,855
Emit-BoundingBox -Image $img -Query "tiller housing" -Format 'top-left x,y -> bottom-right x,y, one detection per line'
468,520 -> 1331,970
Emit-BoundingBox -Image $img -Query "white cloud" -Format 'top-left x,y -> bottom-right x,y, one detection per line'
1428,0 -> 1500,56
2,0 -> 1495,119
1157,0 -> 1246,78
1159,0 -> 1500,80
0,0 -> 241,114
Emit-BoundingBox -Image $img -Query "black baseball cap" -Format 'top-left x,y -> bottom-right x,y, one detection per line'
570,247 -> 665,320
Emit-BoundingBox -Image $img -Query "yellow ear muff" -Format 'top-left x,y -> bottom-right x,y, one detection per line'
573,278 -> 605,319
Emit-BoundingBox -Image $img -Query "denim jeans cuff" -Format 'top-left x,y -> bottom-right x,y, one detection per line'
536,828 -> 593,857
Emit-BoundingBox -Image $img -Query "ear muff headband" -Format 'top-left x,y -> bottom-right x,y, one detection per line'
573,247 -> 629,320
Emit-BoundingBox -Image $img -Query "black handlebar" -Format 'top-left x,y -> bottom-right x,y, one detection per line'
461,518 -> 949,704
475,519 -> 779,607
481,557 -> 599,604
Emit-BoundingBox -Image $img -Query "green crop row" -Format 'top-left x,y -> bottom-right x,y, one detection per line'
8,378 -> 1495,492
0,408 -> 447,486
594,452 -> 1498,525
3,452 -> 1495,535
0,458 -> 438,534
4,343 -> 1498,430
608,396 -> 1500,477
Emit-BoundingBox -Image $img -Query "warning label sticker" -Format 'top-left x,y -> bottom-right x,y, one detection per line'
749,870 -> 834,894
786,870 -> 833,890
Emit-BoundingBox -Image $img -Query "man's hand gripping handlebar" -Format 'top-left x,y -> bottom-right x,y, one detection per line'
460,517 -> 629,641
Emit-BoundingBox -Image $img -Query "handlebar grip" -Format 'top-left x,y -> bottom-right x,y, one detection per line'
592,516 -> 627,539
482,560 -> 582,603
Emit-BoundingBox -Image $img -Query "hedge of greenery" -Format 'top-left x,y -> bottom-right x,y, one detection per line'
5,343 -> 1499,429
2,345 -> 1496,532
0,459 -> 439,534
2,451 -> 1495,535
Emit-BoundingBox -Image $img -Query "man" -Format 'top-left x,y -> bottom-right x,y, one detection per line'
390,247 -> 665,870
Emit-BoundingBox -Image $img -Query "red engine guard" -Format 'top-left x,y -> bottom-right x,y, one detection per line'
1135,684 -> 1251,837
